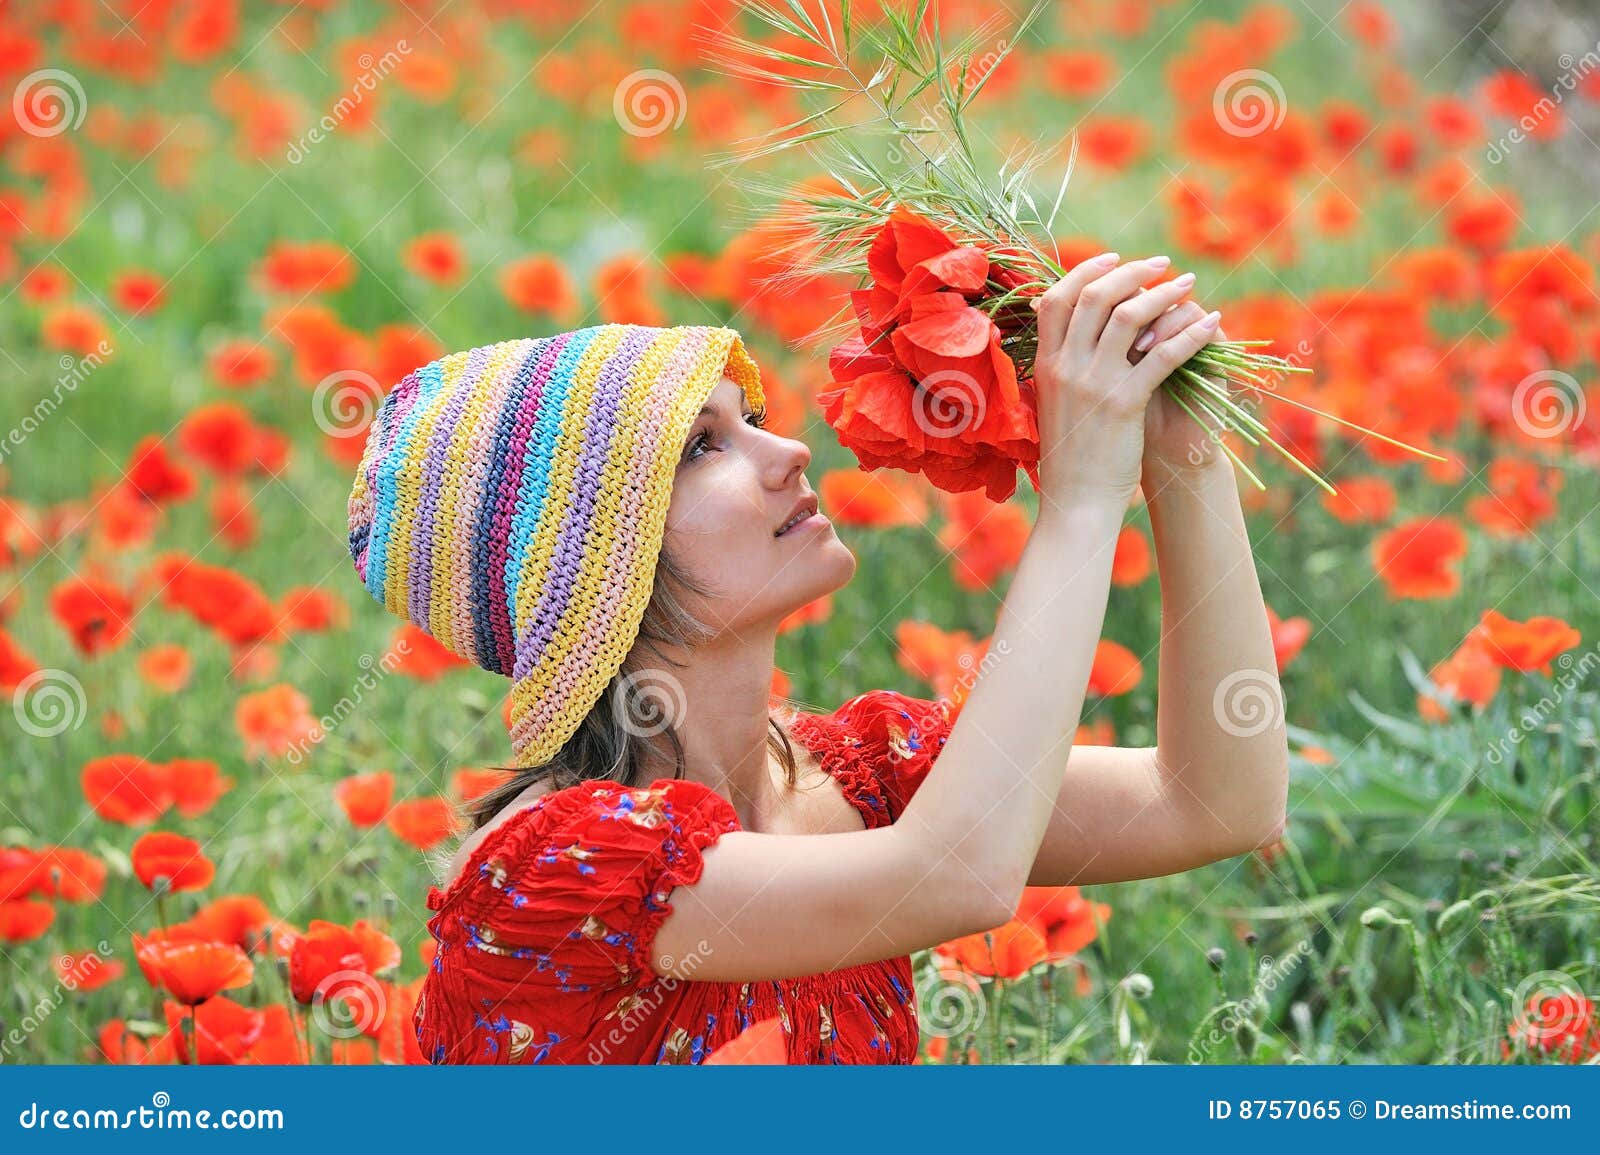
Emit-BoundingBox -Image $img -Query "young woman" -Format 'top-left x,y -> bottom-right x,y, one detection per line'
346,252 -> 1289,1065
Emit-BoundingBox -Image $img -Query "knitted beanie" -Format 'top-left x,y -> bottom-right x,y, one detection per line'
347,323 -> 767,768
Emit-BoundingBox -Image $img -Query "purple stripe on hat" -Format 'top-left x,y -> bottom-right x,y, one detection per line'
485,332 -> 573,670
462,339 -> 539,676
512,327 -> 654,681
408,346 -> 490,632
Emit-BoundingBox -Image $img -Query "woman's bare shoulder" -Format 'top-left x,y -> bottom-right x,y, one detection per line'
441,775 -> 559,888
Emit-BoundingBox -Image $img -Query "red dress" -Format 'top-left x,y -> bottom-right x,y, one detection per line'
416,689 -> 954,1065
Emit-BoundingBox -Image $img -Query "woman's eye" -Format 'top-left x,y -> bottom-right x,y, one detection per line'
684,412 -> 763,464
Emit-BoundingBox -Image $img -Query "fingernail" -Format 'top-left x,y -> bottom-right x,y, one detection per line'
1134,329 -> 1157,352
1094,251 -> 1119,264
1029,296 -> 1041,311
1173,271 -> 1195,287
1201,310 -> 1221,330
1148,254 -> 1170,267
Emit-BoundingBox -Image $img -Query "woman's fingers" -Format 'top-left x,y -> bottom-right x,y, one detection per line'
1099,272 -> 1196,360
1129,308 -> 1222,394
1065,256 -> 1171,362
1033,251 -> 1118,360
1131,299 -> 1206,359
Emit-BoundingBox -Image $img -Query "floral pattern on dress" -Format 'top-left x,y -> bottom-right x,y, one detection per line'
415,689 -> 955,1065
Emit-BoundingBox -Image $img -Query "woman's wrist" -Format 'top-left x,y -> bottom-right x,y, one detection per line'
1033,484 -> 1131,544
1139,451 -> 1236,505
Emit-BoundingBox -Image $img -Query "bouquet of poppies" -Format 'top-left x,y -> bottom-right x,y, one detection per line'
704,0 -> 1441,502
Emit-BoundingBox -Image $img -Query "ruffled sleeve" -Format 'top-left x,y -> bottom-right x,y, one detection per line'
830,689 -> 955,824
417,777 -> 738,1063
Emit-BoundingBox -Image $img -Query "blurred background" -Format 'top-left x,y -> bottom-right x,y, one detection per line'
2,0 -> 1598,1065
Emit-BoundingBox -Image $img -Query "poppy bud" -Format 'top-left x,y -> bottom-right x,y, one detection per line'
1234,1017 -> 1258,1058
1206,947 -> 1226,971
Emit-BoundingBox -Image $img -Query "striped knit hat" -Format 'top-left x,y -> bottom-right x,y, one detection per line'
347,324 -> 767,768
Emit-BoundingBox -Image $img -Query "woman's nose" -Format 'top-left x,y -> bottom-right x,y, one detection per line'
766,430 -> 811,487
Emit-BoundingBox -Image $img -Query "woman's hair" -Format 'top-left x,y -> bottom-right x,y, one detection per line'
466,541 -> 801,830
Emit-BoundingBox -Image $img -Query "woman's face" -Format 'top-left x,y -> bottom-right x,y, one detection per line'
663,376 -> 856,635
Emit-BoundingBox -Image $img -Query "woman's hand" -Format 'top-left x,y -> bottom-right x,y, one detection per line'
1030,253 -> 1221,508
1129,299 -> 1231,487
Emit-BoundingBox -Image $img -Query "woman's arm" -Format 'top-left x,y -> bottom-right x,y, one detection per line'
1025,453 -> 1289,886
653,254 -> 1219,982
655,491 -> 1127,981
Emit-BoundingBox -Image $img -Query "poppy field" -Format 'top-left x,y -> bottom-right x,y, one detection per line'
2,0 -> 1600,1066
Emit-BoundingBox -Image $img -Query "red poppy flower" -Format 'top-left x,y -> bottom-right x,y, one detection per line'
499,254 -> 579,321
277,586 -> 346,632
287,920 -> 367,1005
936,490 -> 1030,591
99,1019 -> 179,1065
1087,639 -> 1143,696
0,899 -> 55,943
82,755 -> 172,824
936,920 -> 1049,979
451,767 -> 514,803
1266,605 -> 1312,671
1016,885 -> 1112,961
334,771 -> 394,827
56,951 -> 125,991
389,623 -> 469,680
131,831 -> 215,893
137,940 -> 253,1006
1371,517 -> 1468,599
1418,633 -> 1502,723
40,846 -> 109,902
207,339 -> 277,389
255,240 -> 355,295
49,573 -> 135,655
818,207 -> 1042,502
163,996 -> 265,1065
1473,610 -> 1581,675
123,435 -> 195,504
818,468 -> 929,528
136,643 -> 192,693
1507,991 -> 1598,1063
112,269 -> 165,314
404,231 -> 466,286
0,627 -> 41,691
234,682 -> 319,760
166,758 -> 234,818
386,796 -> 459,850
187,894 -> 273,950
1111,526 -> 1152,586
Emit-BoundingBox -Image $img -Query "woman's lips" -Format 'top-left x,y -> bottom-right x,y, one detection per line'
776,511 -> 828,538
